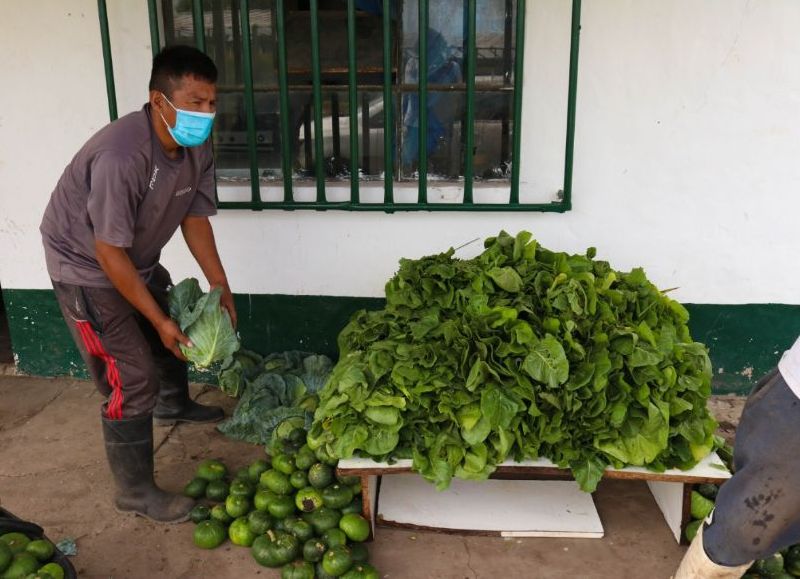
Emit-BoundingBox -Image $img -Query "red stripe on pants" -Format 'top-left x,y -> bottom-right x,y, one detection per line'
75,321 -> 125,420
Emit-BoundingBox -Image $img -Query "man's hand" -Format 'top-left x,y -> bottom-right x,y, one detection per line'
156,317 -> 193,361
215,283 -> 238,328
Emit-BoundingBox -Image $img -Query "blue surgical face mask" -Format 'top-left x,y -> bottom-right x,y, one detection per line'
159,93 -> 215,147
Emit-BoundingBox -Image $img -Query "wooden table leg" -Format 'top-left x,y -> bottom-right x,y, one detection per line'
360,474 -> 379,542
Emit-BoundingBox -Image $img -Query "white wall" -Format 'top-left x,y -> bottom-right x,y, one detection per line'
0,0 -> 151,291
0,0 -> 108,291
1,1 -> 799,304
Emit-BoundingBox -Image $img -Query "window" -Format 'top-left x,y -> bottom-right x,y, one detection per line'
134,0 -> 580,210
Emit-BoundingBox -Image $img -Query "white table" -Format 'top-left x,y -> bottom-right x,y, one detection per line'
337,453 -> 731,542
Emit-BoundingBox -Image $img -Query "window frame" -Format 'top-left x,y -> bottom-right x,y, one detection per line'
96,0 -> 583,212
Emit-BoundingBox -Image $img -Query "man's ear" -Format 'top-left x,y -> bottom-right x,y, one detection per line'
150,90 -> 166,114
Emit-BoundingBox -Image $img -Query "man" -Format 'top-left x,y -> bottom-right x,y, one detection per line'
40,45 -> 235,523
675,338 -> 800,577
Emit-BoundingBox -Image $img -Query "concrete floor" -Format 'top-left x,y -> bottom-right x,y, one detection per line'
0,374 -> 745,579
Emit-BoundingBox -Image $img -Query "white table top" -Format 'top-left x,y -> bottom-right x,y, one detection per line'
338,451 -> 732,482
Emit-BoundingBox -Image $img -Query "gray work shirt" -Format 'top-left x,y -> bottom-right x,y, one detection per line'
40,104 -> 217,288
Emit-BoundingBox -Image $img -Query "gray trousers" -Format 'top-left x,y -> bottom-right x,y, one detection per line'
52,265 -> 187,420
704,368 -> 800,565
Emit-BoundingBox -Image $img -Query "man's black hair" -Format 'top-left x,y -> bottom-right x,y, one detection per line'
149,45 -> 217,96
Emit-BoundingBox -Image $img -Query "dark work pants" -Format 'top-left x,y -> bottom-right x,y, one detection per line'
52,265 -> 188,420
703,368 -> 800,565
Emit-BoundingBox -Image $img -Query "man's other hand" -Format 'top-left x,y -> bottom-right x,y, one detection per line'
215,283 -> 237,329
156,317 -> 192,360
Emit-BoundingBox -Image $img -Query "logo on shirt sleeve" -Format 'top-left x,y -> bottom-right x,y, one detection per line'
149,165 -> 159,190
174,186 -> 192,197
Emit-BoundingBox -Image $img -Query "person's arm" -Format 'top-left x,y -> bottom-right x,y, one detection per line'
180,215 -> 237,327
95,240 -> 191,360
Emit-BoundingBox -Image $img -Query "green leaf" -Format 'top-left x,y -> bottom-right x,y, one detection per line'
609,401 -> 627,427
571,455 -> 606,493
365,390 -> 407,409
337,365 -> 370,393
332,424 -> 370,458
364,405 -> 401,426
636,322 -> 657,348
522,336 -> 569,388
301,354 -> 334,393
368,350 -> 394,381
513,231 -> 537,262
462,415 -> 491,446
627,346 -> 663,368
217,357 -> 244,397
362,428 -> 400,456
596,402 -> 669,465
480,386 -> 519,430
457,443 -> 490,477
168,277 -> 203,324
457,403 -> 482,431
487,267 -> 524,293
466,360 -> 500,392
490,428 -> 514,457
669,397 -> 694,416
178,287 -> 240,368
410,312 -> 441,339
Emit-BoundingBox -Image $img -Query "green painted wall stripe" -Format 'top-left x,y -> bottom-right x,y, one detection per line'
4,289 -> 81,378
1,289 -> 381,383
3,289 -> 798,394
684,303 -> 800,394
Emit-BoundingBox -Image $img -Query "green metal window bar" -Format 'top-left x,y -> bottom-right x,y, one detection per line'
99,0 -> 582,212
98,0 -> 117,122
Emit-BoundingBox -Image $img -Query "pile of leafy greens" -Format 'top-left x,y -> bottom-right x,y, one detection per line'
168,278 -> 240,368
308,231 -> 719,492
217,350 -> 333,445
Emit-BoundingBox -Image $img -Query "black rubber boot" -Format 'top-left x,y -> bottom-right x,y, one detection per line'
152,378 -> 224,427
102,414 -> 194,523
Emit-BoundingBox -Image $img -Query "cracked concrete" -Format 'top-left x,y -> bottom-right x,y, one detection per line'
0,375 -> 746,578
463,537 -> 478,579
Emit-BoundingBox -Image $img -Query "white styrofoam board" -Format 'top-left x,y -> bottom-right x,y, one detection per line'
647,480 -> 685,543
377,475 -> 604,538
339,451 -> 731,481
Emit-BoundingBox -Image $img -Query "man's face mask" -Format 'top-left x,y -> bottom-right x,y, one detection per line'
159,93 -> 215,147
